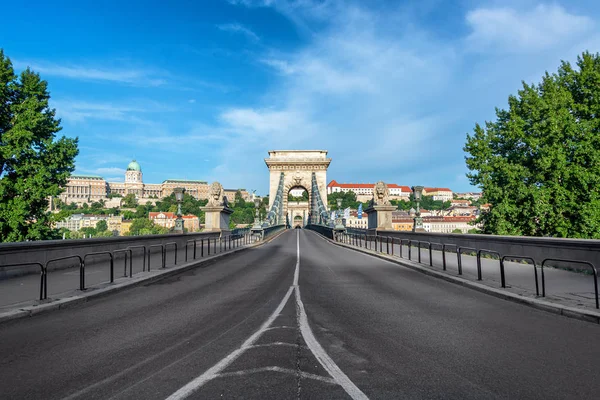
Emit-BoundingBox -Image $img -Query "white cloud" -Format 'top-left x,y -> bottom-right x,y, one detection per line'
53,99 -> 174,123
217,23 -> 260,42
188,99 -> 196,103
260,58 -> 297,75
465,4 -> 594,53
13,60 -> 167,86
219,108 -> 305,135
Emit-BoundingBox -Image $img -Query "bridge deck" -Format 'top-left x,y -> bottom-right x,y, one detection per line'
0,230 -> 599,399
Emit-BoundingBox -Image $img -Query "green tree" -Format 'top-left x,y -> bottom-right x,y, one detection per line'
328,190 -> 363,210
465,51 -> 600,238
122,193 -> 137,208
80,227 -> 96,237
234,190 -> 246,207
0,50 -> 78,242
95,220 -> 108,232
126,218 -> 168,236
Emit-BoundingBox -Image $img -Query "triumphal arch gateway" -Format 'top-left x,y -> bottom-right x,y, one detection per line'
265,150 -> 331,227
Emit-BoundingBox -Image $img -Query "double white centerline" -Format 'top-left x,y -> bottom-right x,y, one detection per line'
166,230 -> 368,400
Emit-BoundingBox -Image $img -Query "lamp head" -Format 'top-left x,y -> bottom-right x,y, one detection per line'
413,185 -> 424,201
254,197 -> 261,208
173,187 -> 185,202
336,198 -> 343,208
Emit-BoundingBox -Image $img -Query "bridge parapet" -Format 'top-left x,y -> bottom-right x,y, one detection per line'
378,230 -> 600,272
0,231 -> 221,279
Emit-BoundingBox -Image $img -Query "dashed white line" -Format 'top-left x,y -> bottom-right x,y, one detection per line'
166,229 -> 369,400
216,366 -> 337,384
164,285 -> 294,400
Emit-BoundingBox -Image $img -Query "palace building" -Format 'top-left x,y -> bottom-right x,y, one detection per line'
60,160 -> 249,204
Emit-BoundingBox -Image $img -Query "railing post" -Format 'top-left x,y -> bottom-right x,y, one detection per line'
442,245 -> 447,270
476,251 -> 482,281
408,240 -> 412,260
418,241 -> 421,263
457,248 -> 462,275
386,237 -> 390,254
429,244 -> 432,267
110,255 -> 114,283
80,258 -> 85,290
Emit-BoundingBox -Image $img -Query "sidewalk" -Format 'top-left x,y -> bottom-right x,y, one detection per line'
335,236 -> 600,322
0,240 -> 237,310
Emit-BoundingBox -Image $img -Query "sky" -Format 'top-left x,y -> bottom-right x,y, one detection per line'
1,0 -> 599,195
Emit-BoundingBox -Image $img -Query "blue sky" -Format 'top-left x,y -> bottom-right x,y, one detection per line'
1,0 -> 599,195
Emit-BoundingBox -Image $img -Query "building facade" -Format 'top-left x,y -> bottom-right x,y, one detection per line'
327,180 -> 412,202
423,187 -> 453,202
60,160 -> 249,204
149,212 -> 200,232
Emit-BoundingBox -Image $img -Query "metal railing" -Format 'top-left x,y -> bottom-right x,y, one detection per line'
1,263 -> 47,300
83,252 -> 114,288
333,232 -> 600,309
0,233 -> 255,304
113,248 -> 133,278
541,258 -> 599,309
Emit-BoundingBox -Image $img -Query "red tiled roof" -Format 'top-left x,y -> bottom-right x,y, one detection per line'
424,187 -> 452,192
327,180 -> 411,192
149,212 -> 175,219
150,212 -> 198,220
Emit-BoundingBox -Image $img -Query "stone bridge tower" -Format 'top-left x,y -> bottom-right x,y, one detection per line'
264,150 -> 331,226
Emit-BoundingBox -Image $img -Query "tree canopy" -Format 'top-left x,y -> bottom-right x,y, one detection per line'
464,51 -> 600,238
0,50 -> 79,242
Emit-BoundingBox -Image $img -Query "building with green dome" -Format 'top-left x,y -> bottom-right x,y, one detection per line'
60,160 -> 250,204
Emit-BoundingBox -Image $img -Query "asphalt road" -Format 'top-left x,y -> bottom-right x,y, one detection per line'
1,229 -> 599,399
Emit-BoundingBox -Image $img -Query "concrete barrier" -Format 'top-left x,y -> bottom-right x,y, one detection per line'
0,232 -> 221,279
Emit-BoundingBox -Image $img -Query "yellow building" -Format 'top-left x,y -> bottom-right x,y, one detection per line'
120,220 -> 133,236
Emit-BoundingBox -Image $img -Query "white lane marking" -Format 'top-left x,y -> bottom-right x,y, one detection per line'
247,342 -> 306,349
294,284 -> 369,400
166,229 -> 369,400
295,230 -> 369,400
264,325 -> 295,331
216,366 -> 336,384
165,285 -> 294,400
293,229 -> 300,286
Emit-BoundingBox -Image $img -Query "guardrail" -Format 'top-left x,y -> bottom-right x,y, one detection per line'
0,232 -> 253,305
334,232 -> 600,309
113,248 -> 132,278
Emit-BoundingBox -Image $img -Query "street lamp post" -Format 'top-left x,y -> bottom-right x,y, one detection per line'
411,185 -> 425,232
334,198 -> 345,231
253,197 -> 262,229
173,187 -> 185,234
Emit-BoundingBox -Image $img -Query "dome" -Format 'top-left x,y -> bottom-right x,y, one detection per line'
127,160 -> 141,172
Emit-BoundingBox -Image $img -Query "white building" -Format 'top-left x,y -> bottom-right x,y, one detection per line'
327,180 -> 411,202
423,187 -> 453,202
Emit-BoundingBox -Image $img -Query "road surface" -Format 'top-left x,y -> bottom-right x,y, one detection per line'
1,229 -> 599,399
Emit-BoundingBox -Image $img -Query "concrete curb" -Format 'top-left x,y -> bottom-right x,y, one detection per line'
0,229 -> 289,326
314,232 -> 600,324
